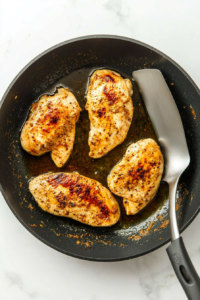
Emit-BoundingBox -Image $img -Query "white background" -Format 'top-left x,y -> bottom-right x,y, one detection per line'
1,1 -> 200,299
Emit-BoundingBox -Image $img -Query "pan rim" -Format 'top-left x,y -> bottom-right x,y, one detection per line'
0,34 -> 200,262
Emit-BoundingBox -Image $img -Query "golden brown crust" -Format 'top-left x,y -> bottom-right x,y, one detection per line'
20,88 -> 81,167
85,69 -> 134,158
108,139 -> 164,215
29,172 -> 120,227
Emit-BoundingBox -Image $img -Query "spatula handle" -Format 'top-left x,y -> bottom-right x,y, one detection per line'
167,237 -> 200,300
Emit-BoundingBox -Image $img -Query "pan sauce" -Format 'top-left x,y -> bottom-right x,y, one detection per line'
22,67 -> 169,229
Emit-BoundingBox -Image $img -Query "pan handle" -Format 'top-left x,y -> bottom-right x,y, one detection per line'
167,237 -> 200,300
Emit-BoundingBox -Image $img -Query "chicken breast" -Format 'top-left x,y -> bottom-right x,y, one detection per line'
20,88 -> 81,168
29,172 -> 120,227
85,69 -> 134,158
108,139 -> 164,215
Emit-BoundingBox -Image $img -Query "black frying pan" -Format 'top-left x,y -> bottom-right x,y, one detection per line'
0,35 -> 200,262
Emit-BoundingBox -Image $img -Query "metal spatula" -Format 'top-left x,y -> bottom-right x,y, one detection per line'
132,69 -> 200,300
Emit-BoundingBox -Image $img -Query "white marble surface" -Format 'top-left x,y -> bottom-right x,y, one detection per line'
1,1 -> 200,299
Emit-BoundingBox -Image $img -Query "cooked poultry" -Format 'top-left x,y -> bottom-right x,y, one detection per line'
20,88 -> 81,168
108,139 -> 164,215
29,172 -> 120,227
85,69 -> 134,158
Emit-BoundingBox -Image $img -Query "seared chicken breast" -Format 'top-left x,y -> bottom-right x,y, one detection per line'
108,139 -> 164,215
29,172 -> 120,227
20,88 -> 81,168
85,69 -> 134,158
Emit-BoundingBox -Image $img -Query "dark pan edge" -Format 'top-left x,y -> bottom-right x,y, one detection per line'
0,34 -> 200,261
1,175 -> 199,262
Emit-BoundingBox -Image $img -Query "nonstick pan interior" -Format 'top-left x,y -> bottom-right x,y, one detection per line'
0,35 -> 200,261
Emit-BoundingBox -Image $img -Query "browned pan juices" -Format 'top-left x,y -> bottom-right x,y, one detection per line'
22,67 -> 169,229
